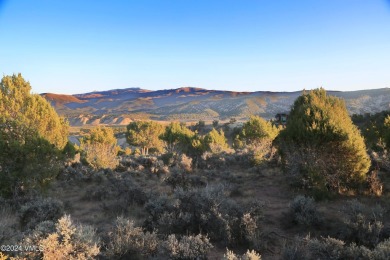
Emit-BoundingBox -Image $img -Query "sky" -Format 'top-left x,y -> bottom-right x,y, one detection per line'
0,0 -> 390,94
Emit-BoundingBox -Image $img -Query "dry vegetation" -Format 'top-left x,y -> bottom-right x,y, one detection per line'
2,78 -> 390,259
1,153 -> 390,259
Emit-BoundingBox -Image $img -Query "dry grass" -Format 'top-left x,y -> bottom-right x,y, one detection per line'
32,164 -> 390,259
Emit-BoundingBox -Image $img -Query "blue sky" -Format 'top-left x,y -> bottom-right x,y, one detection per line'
0,0 -> 390,94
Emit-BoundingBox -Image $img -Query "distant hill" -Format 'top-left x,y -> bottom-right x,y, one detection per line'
42,87 -> 390,126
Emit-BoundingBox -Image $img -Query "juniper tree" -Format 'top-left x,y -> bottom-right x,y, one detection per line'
278,88 -> 371,193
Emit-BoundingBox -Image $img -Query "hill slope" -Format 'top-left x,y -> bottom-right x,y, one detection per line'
42,87 -> 390,126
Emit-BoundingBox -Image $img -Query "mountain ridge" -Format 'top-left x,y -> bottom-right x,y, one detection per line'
41,87 -> 390,126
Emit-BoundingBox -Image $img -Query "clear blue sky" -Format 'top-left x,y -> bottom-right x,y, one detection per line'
1,0 -> 390,94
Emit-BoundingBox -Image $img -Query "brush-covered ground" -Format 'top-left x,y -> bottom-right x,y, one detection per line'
2,152 -> 390,259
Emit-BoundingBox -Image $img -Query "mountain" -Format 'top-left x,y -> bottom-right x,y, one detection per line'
41,87 -> 390,126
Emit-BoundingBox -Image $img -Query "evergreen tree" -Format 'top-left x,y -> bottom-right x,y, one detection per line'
160,122 -> 195,154
383,115 -> 390,149
235,115 -> 279,147
0,74 -> 68,196
279,88 -> 371,193
204,128 -> 229,153
0,74 -> 68,149
126,121 -> 165,155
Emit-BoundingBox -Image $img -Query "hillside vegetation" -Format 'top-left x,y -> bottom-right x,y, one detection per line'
42,86 -> 390,126
2,74 -> 390,259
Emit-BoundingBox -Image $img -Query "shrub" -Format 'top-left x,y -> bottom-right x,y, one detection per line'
19,197 -> 64,230
178,154 -> 192,172
20,215 -> 100,260
80,126 -> 119,169
289,195 -> 320,226
81,142 -> 119,170
283,235 -> 390,260
279,88 -> 371,193
0,203 -> 17,245
107,217 -> 158,258
366,170 -> 383,196
62,141 -> 77,159
98,178 -> 149,215
342,200 -> 385,247
163,169 -> 207,190
143,184 -> 263,246
224,248 -> 262,260
162,234 -> 213,260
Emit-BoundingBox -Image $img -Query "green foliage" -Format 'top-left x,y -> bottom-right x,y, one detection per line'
126,121 -> 165,155
62,141 -> 77,158
237,116 -> 279,147
383,115 -> 390,149
0,74 -> 68,197
0,120 -> 62,196
80,126 -> 119,169
234,116 -> 278,165
351,111 -> 390,151
204,128 -> 230,153
279,88 -> 371,193
81,126 -> 117,146
0,74 -> 69,149
160,122 -> 195,154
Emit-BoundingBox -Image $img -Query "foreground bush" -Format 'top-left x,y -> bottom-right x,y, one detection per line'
19,197 -> 64,230
283,236 -> 390,260
289,195 -> 320,226
21,215 -> 100,260
341,200 -> 385,248
162,234 -> 213,260
224,248 -> 262,260
279,88 -> 371,193
107,217 -> 158,258
144,184 -> 263,246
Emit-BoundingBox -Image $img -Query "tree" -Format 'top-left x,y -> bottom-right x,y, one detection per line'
234,116 -> 279,165
0,74 -> 68,196
126,121 -> 165,155
159,122 -> 195,154
238,115 -> 279,145
278,88 -> 371,193
383,115 -> 390,149
80,126 -> 119,169
0,74 -> 69,149
82,126 -> 117,146
204,128 -> 230,153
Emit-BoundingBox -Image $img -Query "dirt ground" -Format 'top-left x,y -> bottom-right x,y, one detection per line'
45,164 -> 390,259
